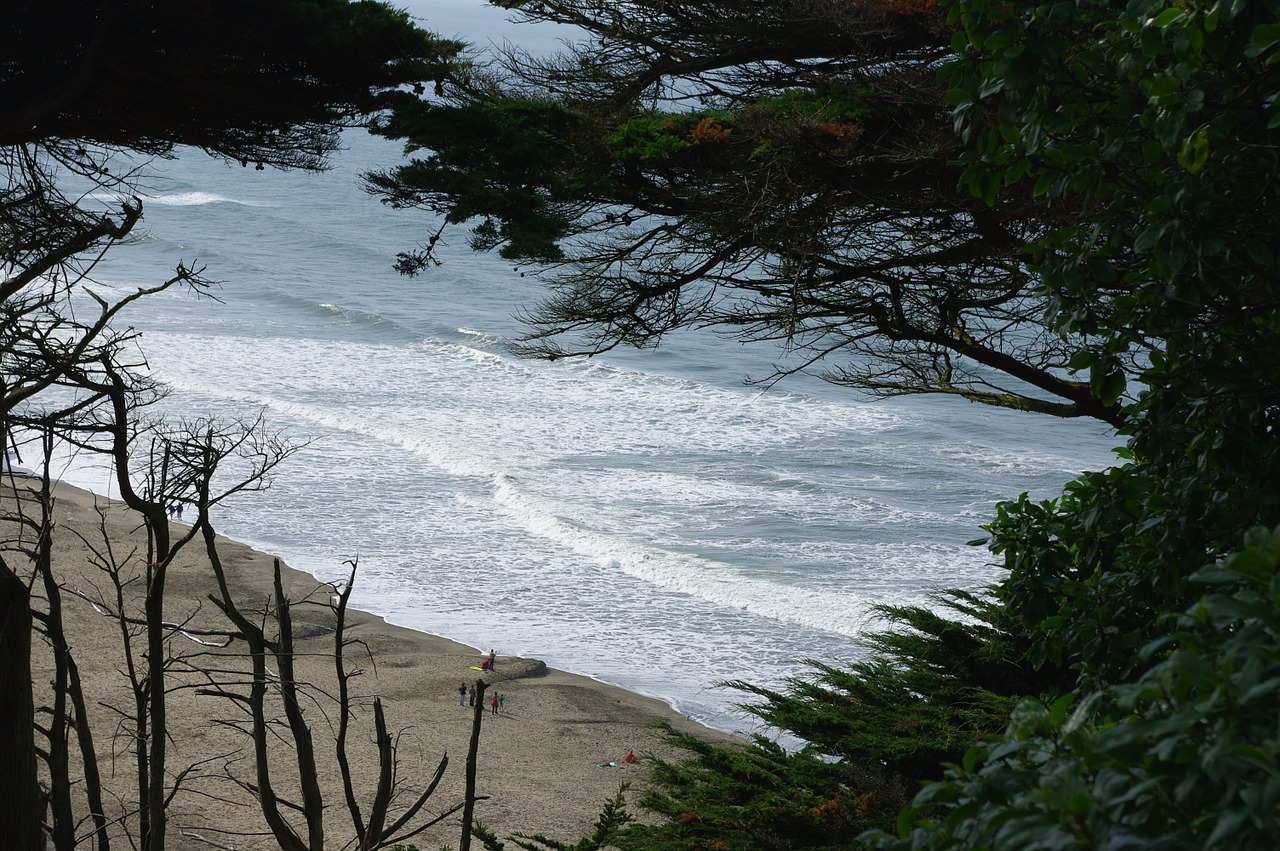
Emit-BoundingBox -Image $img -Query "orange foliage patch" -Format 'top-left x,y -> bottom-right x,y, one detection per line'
810,793 -> 844,819
855,790 -> 877,818
816,121 -> 863,143
686,116 -> 733,145
811,120 -> 864,157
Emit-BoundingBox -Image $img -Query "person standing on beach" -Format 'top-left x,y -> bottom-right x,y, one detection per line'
490,694 -> 500,715
458,682 -> 467,706
487,648 -> 496,671
468,684 -> 476,707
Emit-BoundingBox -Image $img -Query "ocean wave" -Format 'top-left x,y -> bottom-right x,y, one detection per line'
146,191 -> 255,207
310,302 -> 422,338
487,472 -> 888,639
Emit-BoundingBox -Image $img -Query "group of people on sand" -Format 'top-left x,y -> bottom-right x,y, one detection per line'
457,681 -> 506,713
455,680 -> 504,706
457,649 -> 504,714
455,649 -> 635,764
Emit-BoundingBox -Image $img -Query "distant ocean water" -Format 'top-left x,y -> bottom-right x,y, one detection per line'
47,128 -> 1117,735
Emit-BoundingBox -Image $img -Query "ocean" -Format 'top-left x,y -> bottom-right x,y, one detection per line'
43,6 -> 1119,735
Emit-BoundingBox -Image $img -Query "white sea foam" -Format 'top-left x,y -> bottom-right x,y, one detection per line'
146,191 -> 251,207
485,473 -> 882,637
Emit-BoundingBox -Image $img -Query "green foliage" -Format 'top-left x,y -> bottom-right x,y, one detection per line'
988,406 -> 1280,687
729,591 -> 1069,784
863,0 -> 1280,845
369,99 -> 592,263
2,0 -> 460,167
866,527 -> 1280,850
369,1 -> 1118,421
944,0 -> 1280,357
605,115 -> 694,161
750,88 -> 872,125
949,0 -> 1280,686
985,463 -> 1182,683
591,592 -> 1063,848
465,788 -> 633,850
609,729 -> 902,850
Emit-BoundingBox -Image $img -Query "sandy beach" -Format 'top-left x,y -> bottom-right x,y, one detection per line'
13,478 -> 735,849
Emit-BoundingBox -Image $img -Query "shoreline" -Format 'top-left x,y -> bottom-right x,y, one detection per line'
225,530 -> 748,738
44,462 -> 760,739
15,476 -> 737,848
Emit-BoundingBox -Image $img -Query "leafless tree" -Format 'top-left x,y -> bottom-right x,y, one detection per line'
2,124 -> 482,851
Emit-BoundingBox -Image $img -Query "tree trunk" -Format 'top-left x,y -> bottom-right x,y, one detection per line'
0,558 -> 43,850
460,680 -> 486,851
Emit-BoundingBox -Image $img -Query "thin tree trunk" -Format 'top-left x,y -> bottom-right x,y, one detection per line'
460,680 -> 486,851
332,562 -> 366,838
103,367 -> 172,851
0,557 -> 43,850
38,513 -> 75,850
66,653 -> 110,851
271,562 -> 325,850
